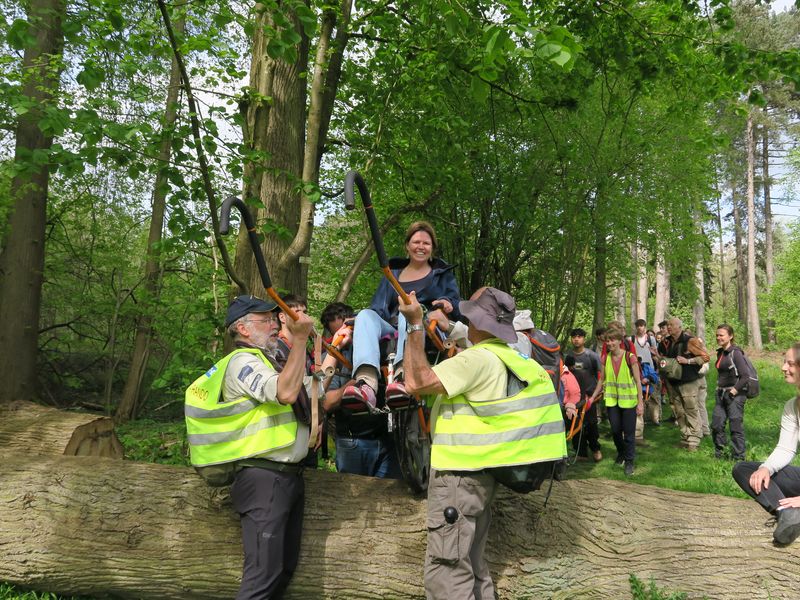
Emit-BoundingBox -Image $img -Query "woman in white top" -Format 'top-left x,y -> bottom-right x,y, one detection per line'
732,342 -> 800,545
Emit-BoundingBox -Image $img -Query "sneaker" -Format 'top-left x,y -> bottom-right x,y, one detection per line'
385,380 -> 412,409
341,381 -> 377,413
624,461 -> 635,476
592,450 -> 603,462
773,508 -> 800,545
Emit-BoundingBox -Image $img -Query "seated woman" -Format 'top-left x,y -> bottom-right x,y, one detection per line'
342,221 -> 461,406
732,342 -> 800,545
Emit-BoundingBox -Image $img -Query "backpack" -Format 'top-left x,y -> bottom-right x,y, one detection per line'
731,348 -> 760,399
525,329 -> 565,404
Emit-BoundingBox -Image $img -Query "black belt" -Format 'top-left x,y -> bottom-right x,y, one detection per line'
237,458 -> 304,474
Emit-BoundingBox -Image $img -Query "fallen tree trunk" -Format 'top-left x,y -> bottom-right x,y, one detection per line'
1,452 -> 797,600
0,401 -> 123,458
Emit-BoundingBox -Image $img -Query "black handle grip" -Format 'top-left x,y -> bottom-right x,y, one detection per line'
344,171 -> 389,269
219,196 -> 273,290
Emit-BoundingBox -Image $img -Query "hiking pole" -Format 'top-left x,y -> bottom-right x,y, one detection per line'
344,171 -> 452,356
219,196 -> 352,372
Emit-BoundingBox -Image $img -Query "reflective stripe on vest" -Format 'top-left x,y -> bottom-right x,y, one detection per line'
430,341 -> 567,471
603,352 -> 638,408
185,348 -> 297,467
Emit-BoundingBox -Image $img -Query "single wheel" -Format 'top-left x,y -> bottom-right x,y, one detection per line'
393,403 -> 431,494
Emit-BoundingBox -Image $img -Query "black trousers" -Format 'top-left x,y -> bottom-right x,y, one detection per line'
230,467 -> 305,600
607,405 -> 637,463
732,461 -> 800,514
711,389 -> 746,459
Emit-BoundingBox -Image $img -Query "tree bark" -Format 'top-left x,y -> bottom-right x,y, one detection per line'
116,15 -> 185,424
0,401 -> 122,458
762,121 -> 776,345
235,0 -> 352,297
716,191 -> 726,316
636,246 -> 648,324
1,453 -> 797,600
653,255 -> 669,326
745,112 -> 762,349
693,257 -> 706,341
592,226 -> 607,337
732,187 -> 746,326
0,0 -> 66,403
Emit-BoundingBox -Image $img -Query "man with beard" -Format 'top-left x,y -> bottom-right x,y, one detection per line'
187,295 -> 342,599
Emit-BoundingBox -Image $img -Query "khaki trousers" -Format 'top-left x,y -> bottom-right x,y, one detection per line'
669,378 -> 703,447
425,469 -> 498,600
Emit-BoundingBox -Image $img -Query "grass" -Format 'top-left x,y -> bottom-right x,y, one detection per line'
0,584 -> 89,600
566,355 -> 795,498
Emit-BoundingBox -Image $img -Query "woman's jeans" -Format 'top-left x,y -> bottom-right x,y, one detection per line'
352,309 -> 404,374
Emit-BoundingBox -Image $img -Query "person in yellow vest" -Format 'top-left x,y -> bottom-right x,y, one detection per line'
185,295 -> 341,600
400,287 -> 566,600
589,328 -> 643,476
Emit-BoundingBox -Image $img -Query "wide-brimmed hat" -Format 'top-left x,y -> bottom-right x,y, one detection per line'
513,309 -> 535,332
224,295 -> 278,327
459,287 -> 517,343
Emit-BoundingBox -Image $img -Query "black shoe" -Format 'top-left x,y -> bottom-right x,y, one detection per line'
614,455 -> 624,466
714,449 -> 723,459
624,461 -> 634,476
774,508 -> 800,545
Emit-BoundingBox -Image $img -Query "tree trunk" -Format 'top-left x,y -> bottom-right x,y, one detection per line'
614,284 -> 626,328
636,246 -> 648,324
762,122 -> 776,345
653,255 -> 669,326
1,453 -> 797,600
592,227 -> 607,337
716,191 -> 726,316
116,15 -> 185,424
0,0 -> 66,403
732,187 -> 746,326
0,401 -> 123,458
235,0 -> 352,297
693,257 -> 706,341
745,112 -> 762,349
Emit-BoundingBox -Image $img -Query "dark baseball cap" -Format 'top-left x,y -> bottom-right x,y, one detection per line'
459,287 -> 517,344
224,295 -> 278,327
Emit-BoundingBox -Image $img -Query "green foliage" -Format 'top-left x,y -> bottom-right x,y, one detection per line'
629,574 -> 690,600
764,224 -> 800,344
116,419 -> 189,465
0,583 -> 89,600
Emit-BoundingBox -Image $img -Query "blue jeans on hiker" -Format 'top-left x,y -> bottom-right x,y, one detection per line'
335,436 -> 402,479
352,309 -> 403,374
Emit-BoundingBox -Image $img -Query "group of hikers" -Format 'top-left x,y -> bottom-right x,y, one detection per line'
184,218 -> 800,599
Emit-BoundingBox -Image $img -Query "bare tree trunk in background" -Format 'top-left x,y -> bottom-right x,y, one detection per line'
653,255 -> 669,326
0,0 -> 66,403
693,259 -> 706,341
116,15 -> 185,424
615,284 -> 626,328
732,188 -> 746,327
592,227 -> 607,337
637,246 -> 648,325
762,122 -> 775,345
745,113 -> 762,349
629,244 -> 637,326
716,192 -> 726,316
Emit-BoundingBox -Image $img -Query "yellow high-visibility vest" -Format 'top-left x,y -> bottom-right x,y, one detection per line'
185,348 -> 297,467
430,341 -> 567,471
603,352 -> 638,408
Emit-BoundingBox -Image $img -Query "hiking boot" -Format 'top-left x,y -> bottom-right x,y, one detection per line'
624,461 -> 635,476
635,439 -> 649,447
685,445 -> 699,453
385,380 -> 412,409
341,381 -> 377,413
773,508 -> 800,545
674,441 -> 689,449
714,449 -> 724,459
614,455 -> 624,466
592,450 -> 603,462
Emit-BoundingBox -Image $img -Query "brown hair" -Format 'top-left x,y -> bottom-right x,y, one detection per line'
606,329 -> 624,342
405,221 -> 438,253
716,323 -> 734,340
